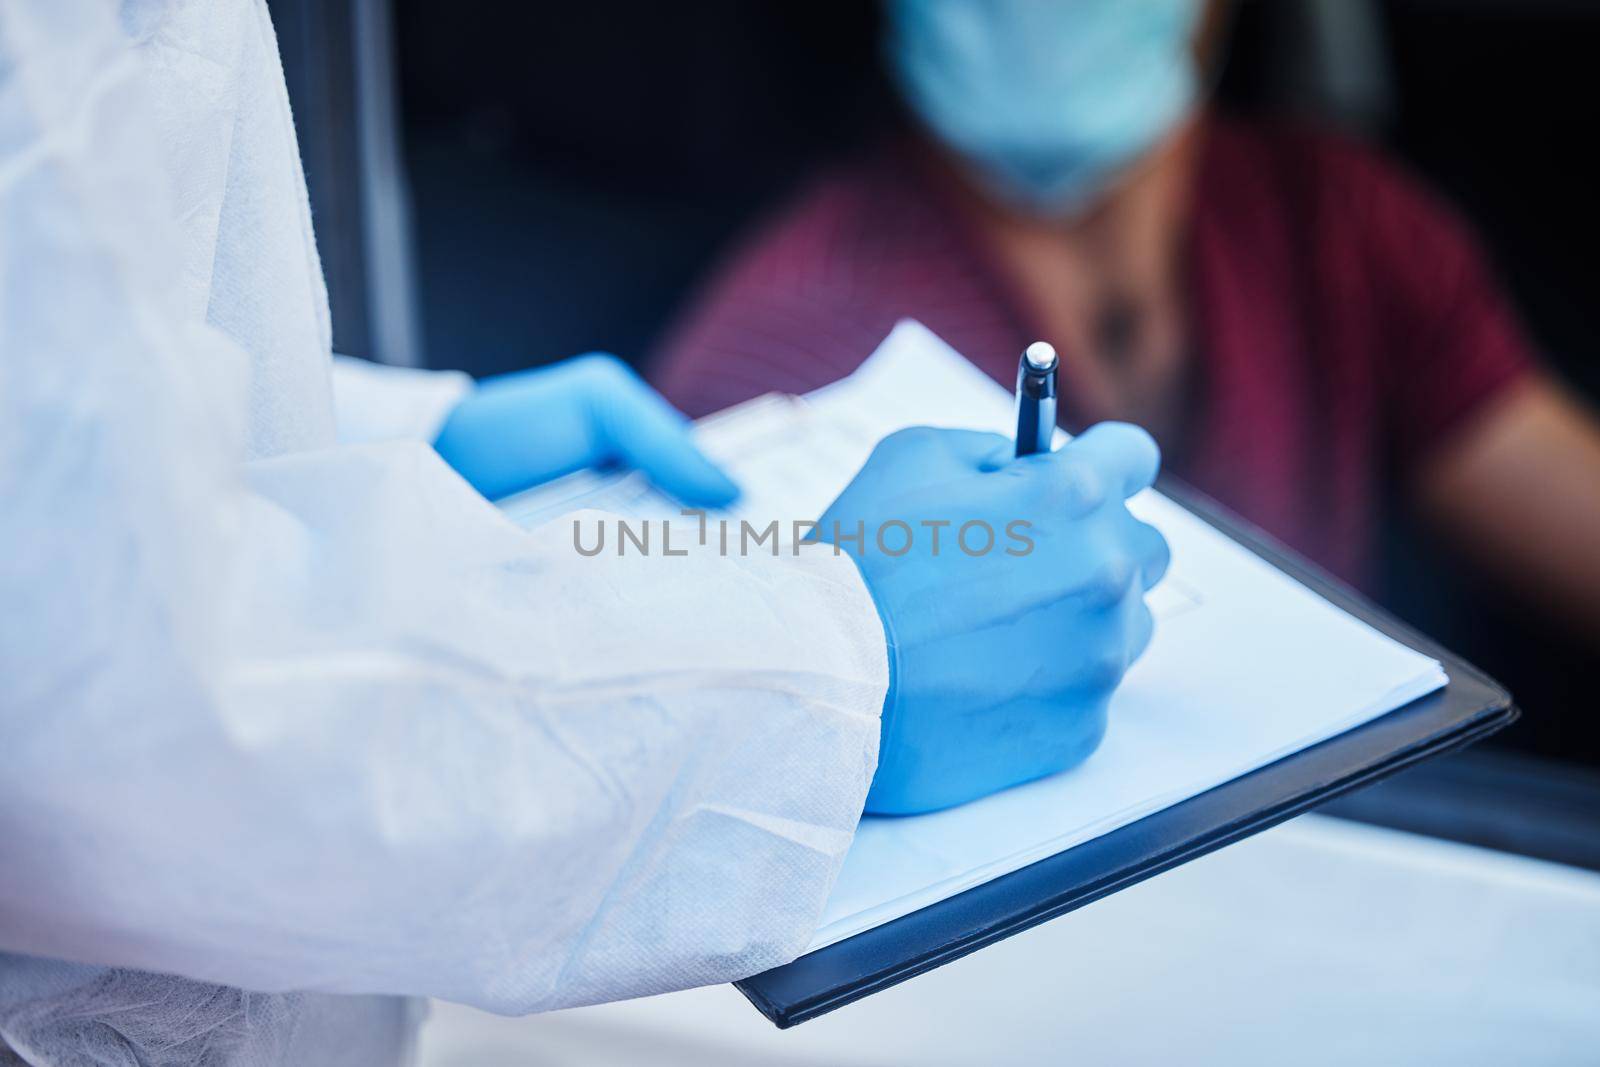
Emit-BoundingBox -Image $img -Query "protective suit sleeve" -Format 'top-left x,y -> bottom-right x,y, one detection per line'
329,354 -> 473,445
0,3 -> 886,1015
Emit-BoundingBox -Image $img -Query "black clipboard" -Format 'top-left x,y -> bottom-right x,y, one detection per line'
735,483 -> 1517,1028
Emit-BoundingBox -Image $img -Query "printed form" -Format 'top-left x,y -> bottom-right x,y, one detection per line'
499,320 -> 1447,949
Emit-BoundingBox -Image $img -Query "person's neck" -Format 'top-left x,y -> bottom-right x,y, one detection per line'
968,119 -> 1195,314
936,120 -> 1202,439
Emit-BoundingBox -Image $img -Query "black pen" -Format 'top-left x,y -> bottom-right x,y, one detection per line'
1014,341 -> 1058,457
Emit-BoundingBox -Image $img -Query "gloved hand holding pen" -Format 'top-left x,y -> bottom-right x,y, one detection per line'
821,424 -> 1171,814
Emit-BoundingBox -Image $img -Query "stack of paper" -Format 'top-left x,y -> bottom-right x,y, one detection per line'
499,320 -> 1448,950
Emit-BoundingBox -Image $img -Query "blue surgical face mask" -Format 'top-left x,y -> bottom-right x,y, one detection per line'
886,0 -> 1201,216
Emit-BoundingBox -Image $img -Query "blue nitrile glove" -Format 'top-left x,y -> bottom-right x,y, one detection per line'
433,354 -> 741,505
819,424 -> 1171,814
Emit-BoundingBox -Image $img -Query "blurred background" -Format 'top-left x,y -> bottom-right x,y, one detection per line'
268,0 -> 1599,867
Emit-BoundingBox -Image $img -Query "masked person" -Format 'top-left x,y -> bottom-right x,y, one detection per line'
656,0 -> 1600,631
0,1 -> 1170,1062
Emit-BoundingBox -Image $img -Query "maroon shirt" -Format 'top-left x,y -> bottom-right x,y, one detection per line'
653,118 -> 1534,586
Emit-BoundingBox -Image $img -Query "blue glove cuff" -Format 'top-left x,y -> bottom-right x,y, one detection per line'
859,563 -> 902,791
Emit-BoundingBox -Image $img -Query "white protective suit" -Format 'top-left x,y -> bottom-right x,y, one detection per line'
0,0 -> 887,1062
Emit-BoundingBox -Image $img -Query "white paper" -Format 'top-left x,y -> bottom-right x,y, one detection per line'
498,320 -> 1447,950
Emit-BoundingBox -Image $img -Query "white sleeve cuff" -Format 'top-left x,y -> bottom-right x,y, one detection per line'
329,354 -> 473,445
